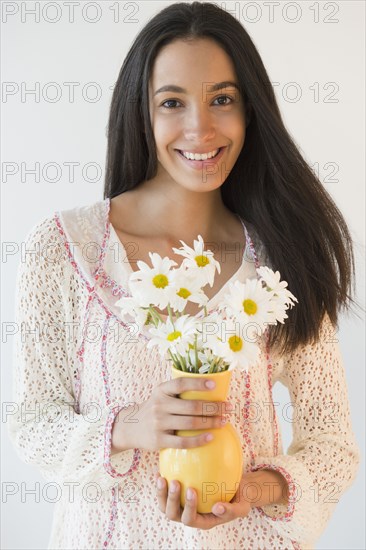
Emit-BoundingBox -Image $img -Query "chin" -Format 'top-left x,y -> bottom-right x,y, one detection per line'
177,180 -> 223,193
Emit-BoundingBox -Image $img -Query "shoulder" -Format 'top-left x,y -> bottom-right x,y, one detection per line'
54,198 -> 109,243
20,198 -> 109,280
24,199 -> 108,242
20,215 -> 67,273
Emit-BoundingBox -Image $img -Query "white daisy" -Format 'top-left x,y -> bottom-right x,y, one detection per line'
172,234 -> 221,287
115,295 -> 150,334
128,252 -> 178,310
196,310 -> 225,347
266,294 -> 295,324
220,278 -> 274,333
257,266 -> 298,307
146,314 -> 198,357
205,316 -> 261,371
169,267 -> 209,313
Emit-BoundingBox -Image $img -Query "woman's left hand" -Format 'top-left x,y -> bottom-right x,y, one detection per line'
155,472 -> 252,530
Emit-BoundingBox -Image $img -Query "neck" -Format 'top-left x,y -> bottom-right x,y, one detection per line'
132,176 -> 233,244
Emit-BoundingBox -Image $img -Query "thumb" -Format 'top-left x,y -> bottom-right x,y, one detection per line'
211,499 -> 251,520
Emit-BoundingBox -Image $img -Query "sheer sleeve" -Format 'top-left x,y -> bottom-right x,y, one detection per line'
250,312 -> 361,546
8,217 -> 137,493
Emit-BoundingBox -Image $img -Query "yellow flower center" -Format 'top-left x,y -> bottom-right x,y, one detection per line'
195,255 -> 209,268
243,299 -> 257,315
177,287 -> 191,299
228,335 -> 243,352
152,274 -> 169,288
167,330 -> 182,342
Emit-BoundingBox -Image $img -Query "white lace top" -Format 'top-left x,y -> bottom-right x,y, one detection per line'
9,198 -> 360,550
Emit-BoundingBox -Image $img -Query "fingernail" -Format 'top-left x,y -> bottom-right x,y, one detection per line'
205,380 -> 215,389
221,418 -> 227,425
213,504 -> 225,515
169,482 -> 177,494
186,488 -> 194,501
157,477 -> 164,490
205,433 -> 214,442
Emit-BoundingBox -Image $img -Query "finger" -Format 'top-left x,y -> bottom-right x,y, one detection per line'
163,376 -> 217,397
164,480 -> 182,522
180,487 -> 198,526
181,488 -> 227,529
209,476 -> 252,522
211,502 -> 228,518
155,475 -> 168,513
211,500 -> 251,521
164,395 -> 228,418
163,408 -> 227,432
162,430 -> 215,449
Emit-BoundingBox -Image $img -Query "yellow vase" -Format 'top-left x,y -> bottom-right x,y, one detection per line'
159,365 -> 243,514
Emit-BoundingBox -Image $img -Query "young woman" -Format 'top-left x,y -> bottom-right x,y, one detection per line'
10,2 -> 361,549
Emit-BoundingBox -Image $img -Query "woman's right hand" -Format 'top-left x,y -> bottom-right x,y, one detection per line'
111,376 -> 231,453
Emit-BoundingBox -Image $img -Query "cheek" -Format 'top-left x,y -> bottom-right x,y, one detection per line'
220,114 -> 245,136
152,121 -> 177,151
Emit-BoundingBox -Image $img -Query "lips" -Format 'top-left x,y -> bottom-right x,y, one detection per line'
176,147 -> 223,159
175,146 -> 227,171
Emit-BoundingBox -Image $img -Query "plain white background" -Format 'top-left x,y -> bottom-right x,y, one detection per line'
1,1 -> 365,548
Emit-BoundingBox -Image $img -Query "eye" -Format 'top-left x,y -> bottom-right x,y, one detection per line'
161,98 -> 182,109
213,95 -> 234,106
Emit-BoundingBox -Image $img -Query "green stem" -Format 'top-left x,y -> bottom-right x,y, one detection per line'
208,356 -> 219,374
178,352 -> 187,372
148,306 -> 163,326
166,303 -> 175,329
194,335 -> 199,374
168,349 -> 181,370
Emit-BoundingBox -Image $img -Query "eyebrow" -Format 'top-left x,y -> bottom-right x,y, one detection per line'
153,81 -> 240,96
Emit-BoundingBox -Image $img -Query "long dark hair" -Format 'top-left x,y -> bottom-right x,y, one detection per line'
103,1 -> 362,355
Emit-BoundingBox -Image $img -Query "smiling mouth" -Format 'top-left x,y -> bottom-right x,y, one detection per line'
176,147 -> 224,160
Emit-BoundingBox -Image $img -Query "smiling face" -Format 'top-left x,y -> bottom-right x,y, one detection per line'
148,38 -> 247,192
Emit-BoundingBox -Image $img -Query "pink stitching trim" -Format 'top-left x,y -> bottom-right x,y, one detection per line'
242,370 -> 256,467
250,463 -> 296,522
96,267 -> 132,297
102,485 -> 118,549
93,199 -> 111,281
103,404 -> 141,478
93,292 -> 149,343
53,213 -> 95,295
101,314 -> 113,406
103,404 -> 141,547
265,332 -> 279,456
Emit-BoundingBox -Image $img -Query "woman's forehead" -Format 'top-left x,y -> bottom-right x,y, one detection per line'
149,39 -> 238,92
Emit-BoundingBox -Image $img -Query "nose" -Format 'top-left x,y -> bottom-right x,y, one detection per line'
183,103 -> 216,142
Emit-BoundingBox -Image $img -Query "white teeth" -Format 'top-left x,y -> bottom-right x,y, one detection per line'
181,148 -> 220,160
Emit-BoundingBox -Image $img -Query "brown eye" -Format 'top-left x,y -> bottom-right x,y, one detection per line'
161,99 -> 182,109
214,95 -> 234,105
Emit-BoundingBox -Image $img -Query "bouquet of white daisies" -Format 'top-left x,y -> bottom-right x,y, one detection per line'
115,235 -> 298,373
